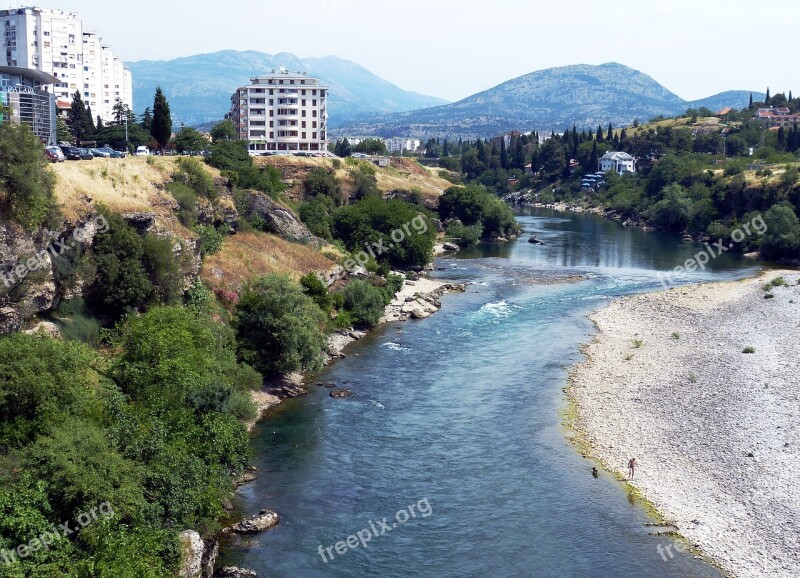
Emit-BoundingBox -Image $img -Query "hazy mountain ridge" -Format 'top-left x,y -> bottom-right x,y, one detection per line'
335,63 -> 763,138
128,50 -> 448,127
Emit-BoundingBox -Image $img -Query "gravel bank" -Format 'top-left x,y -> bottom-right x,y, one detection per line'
569,270 -> 800,578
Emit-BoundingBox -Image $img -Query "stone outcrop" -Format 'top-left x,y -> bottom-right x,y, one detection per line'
228,509 -> 279,535
178,530 -> 219,578
215,568 -> 258,578
245,193 -> 322,246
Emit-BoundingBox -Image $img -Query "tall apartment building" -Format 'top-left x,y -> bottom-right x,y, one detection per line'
228,70 -> 328,153
0,6 -> 132,124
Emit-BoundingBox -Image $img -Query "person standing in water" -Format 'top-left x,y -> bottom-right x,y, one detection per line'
628,457 -> 637,479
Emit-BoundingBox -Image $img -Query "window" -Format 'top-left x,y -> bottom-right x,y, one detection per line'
312,110 -> 317,117
312,121 -> 317,128
312,99 -> 317,106
302,89 -> 306,95
302,132 -> 306,139
302,121 -> 306,128
270,132 -> 274,138
302,99 -> 306,106
312,132 -> 317,139
302,110 -> 306,117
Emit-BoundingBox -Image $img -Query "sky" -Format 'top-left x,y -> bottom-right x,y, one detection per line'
7,0 -> 797,102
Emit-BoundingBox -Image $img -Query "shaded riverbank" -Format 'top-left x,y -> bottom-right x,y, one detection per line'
569,270 -> 800,578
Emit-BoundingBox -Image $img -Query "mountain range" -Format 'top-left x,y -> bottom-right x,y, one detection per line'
129,54 -> 762,139
127,50 -> 448,128
336,63 -> 763,138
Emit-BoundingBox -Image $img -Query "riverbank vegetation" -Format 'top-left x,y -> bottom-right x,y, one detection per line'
0,119 -> 455,574
426,92 -> 800,260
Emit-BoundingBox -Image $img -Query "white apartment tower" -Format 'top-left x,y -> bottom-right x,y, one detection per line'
229,70 -> 328,153
0,6 -> 133,124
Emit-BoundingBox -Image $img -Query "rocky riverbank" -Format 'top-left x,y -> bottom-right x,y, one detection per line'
568,270 -> 800,578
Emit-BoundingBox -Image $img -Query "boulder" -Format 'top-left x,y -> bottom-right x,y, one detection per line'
121,212 -> 156,232
442,242 -> 460,251
246,193 -> 322,246
23,321 -> 61,339
178,530 -> 205,578
214,568 -> 258,578
330,389 -> 353,398
229,509 -> 279,534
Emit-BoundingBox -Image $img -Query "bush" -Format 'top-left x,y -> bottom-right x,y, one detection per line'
439,185 -> 519,239
194,224 -> 225,256
300,272 -> 332,311
141,234 -> 183,305
303,167 -> 343,204
341,280 -> 385,327
0,123 -> 57,229
166,182 -> 198,227
332,197 -> 436,269
234,274 -> 327,375
175,157 -> 216,200
86,209 -> 152,319
206,141 -> 284,195
446,222 -> 483,247
299,196 -> 336,241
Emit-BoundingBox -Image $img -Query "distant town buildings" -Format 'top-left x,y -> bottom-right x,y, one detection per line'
0,65 -> 57,143
228,70 -> 328,153
338,136 -> 420,154
755,107 -> 800,129
0,7 -> 133,124
382,137 -> 420,153
598,151 -> 636,175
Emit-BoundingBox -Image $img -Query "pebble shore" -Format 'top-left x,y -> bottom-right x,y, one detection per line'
569,270 -> 800,578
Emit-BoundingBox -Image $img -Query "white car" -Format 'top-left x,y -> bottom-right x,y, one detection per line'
135,146 -> 150,156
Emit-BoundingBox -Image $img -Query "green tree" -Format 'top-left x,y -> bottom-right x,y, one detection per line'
175,127 -> 208,154
67,90 -> 94,144
760,202 -> 800,259
334,138 -> 352,158
303,167 -> 343,203
140,107 -> 153,132
210,119 -> 236,143
151,87 -> 172,150
56,116 -> 73,143
235,274 -> 327,375
341,280 -> 385,327
0,122 -> 57,230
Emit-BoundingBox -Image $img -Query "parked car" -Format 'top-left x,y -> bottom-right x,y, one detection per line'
135,146 -> 150,156
59,145 -> 82,160
90,148 -> 110,158
78,148 -> 95,160
44,146 -> 65,163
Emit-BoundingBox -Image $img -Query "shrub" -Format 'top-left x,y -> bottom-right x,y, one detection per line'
166,182 -> 198,227
0,123 -> 57,229
141,234 -> 184,305
234,274 -> 327,375
332,197 -> 436,269
742,346 -> 756,353
300,272 -> 332,311
341,280 -> 385,327
303,167 -> 343,204
446,222 -> 483,247
175,157 -> 216,200
86,209 -> 152,319
299,196 -> 336,241
194,224 -> 225,256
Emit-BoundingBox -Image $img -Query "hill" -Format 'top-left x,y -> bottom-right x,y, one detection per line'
336,63 -> 763,138
128,50 -> 448,128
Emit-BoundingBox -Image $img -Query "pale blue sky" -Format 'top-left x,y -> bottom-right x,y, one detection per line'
8,0 -> 797,102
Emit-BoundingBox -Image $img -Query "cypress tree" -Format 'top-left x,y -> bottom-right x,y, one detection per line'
500,138 -> 510,169
765,87 -> 771,106
96,115 -> 104,132
596,125 -> 604,142
789,91 -> 793,103
748,93 -> 753,109
777,126 -> 786,150
151,86 -> 173,150
67,91 -> 93,144
606,123 -> 613,141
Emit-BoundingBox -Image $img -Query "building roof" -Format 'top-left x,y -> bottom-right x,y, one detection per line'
717,107 -> 732,116
0,65 -> 58,86
599,151 -> 634,161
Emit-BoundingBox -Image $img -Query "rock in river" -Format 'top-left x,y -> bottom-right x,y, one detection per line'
229,509 -> 279,534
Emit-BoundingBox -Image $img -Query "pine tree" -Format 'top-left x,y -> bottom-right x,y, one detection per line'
96,115 -> 104,132
151,87 -> 172,150
140,107 -> 153,131
513,138 -> 525,169
67,91 -> 93,144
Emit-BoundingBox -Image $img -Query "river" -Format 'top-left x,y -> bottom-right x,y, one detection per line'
218,207 -> 765,577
